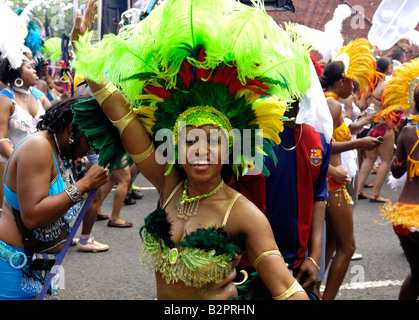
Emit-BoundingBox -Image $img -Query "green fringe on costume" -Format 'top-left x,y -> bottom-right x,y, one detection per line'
139,206 -> 240,287
71,98 -> 130,172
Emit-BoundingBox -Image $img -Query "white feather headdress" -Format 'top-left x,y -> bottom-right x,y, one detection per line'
297,4 -> 352,61
0,0 -> 41,69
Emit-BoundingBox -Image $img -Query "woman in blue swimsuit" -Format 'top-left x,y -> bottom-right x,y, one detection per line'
0,97 -> 109,299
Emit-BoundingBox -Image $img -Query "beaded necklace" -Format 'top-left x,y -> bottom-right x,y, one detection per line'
177,179 -> 224,220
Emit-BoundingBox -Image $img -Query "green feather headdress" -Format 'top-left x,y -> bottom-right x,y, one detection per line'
72,0 -> 311,176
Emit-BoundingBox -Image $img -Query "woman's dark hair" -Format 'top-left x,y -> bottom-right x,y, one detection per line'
37,96 -> 90,139
0,57 -> 21,85
319,61 -> 345,90
376,57 -> 391,74
391,48 -> 405,61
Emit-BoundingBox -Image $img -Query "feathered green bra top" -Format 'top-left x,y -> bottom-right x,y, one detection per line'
72,0 -> 312,177
139,182 -> 241,287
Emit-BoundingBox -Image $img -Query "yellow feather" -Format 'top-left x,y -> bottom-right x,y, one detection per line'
382,58 -> 419,115
334,38 -> 379,95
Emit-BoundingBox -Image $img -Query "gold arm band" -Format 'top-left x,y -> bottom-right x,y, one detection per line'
253,250 -> 282,270
110,110 -> 137,136
307,257 -> 320,270
128,141 -> 155,164
93,82 -> 118,106
272,279 -> 305,300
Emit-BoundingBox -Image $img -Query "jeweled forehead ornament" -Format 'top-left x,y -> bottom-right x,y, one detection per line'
174,105 -> 233,147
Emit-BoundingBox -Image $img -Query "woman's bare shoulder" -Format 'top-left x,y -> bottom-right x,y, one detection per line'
14,135 -> 53,163
226,190 -> 269,232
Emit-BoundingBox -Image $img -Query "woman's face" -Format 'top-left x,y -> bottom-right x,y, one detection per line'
72,134 -> 93,160
62,124 -> 93,161
179,125 -> 228,183
387,63 -> 394,76
339,77 -> 354,99
20,60 -> 39,87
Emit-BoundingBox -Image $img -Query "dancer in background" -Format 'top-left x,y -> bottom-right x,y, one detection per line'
0,97 -> 108,299
378,58 -> 419,300
320,39 -> 381,299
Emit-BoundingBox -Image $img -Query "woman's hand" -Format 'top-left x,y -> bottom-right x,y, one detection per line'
77,163 -> 109,192
71,0 -> 98,51
328,165 -> 350,185
358,136 -> 382,151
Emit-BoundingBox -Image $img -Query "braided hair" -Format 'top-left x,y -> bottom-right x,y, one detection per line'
37,96 -> 90,139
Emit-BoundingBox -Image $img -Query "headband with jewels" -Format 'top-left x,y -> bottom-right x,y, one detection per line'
71,0 -> 312,177
379,58 -> 419,126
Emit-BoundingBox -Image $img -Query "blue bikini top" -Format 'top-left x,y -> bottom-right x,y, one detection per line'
3,135 -> 66,210
3,134 -> 79,253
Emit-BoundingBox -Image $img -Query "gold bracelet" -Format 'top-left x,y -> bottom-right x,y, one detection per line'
110,110 -> 137,136
128,141 -> 155,164
272,279 -> 305,300
253,250 -> 283,270
307,257 -> 320,270
93,82 -> 118,106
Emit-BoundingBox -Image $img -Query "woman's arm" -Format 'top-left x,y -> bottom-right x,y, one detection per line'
391,126 -> 408,178
40,95 -> 52,110
70,1 -> 176,191
0,96 -> 14,159
348,111 -> 376,133
327,164 -> 350,184
331,137 -> 382,154
294,200 -> 324,291
14,137 -> 107,229
232,198 -> 308,300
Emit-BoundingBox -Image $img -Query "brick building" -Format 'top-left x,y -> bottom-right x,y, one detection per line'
243,0 -> 419,60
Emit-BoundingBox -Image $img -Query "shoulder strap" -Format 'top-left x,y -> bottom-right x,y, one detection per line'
30,87 -> 44,100
0,86 -> 16,104
407,124 -> 419,159
4,135 -> 45,177
222,193 -> 241,227
162,181 -> 183,209
51,152 -> 61,173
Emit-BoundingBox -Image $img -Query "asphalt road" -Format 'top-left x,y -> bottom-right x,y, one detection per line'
57,172 -> 410,301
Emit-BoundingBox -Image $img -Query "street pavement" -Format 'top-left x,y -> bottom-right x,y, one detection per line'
58,172 -> 410,300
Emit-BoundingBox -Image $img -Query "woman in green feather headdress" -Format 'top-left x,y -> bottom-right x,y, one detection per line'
70,0 -> 312,300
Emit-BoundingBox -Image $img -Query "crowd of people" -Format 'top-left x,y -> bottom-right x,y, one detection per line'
0,0 -> 418,301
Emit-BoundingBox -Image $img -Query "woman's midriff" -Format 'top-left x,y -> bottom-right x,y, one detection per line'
155,268 -> 238,300
0,205 -> 64,254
